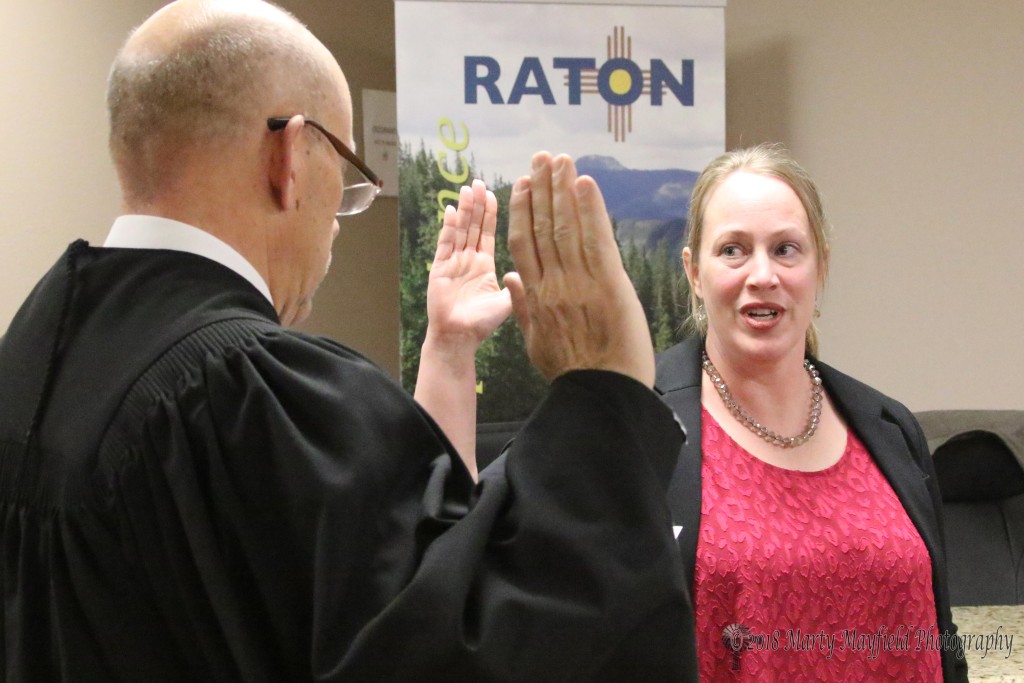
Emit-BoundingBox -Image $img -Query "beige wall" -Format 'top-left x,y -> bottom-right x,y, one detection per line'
2,1 -> 1021,409
0,0 -> 163,329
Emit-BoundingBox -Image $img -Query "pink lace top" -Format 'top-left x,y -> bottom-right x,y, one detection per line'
695,408 -> 943,681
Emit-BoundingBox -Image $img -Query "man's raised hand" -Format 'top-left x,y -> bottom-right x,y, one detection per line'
504,152 -> 655,387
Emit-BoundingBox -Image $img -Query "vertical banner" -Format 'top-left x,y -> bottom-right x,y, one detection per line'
396,0 -> 725,422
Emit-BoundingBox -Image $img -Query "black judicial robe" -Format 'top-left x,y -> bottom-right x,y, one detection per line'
0,242 -> 690,682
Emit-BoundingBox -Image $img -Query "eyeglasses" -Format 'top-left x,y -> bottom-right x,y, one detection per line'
267,116 -> 383,216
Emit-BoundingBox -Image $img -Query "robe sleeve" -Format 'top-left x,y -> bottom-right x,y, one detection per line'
108,331 -> 689,682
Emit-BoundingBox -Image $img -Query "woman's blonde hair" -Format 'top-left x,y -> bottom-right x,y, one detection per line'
684,143 -> 831,356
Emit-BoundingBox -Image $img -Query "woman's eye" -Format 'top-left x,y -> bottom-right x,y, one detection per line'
721,245 -> 741,257
776,243 -> 798,256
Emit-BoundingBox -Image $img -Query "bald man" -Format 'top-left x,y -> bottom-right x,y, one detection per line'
0,1 -> 693,681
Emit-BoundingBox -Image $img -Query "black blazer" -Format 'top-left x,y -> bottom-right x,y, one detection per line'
656,336 -> 968,682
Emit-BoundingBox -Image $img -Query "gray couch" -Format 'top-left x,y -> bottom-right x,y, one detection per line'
917,409 -> 1024,606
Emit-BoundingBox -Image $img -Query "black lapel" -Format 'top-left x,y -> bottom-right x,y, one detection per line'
655,336 -> 705,587
815,361 -> 941,564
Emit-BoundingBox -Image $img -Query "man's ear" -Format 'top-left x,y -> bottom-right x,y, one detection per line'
682,246 -> 702,299
269,114 -> 305,211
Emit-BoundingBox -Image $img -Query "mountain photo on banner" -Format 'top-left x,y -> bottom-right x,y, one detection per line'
399,144 -> 693,423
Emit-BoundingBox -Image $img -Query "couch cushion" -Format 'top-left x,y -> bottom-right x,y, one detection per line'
932,430 -> 1024,502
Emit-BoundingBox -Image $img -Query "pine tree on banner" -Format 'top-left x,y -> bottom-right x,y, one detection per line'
399,144 -> 691,424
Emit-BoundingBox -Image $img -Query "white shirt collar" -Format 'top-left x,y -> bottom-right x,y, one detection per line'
104,215 -> 274,306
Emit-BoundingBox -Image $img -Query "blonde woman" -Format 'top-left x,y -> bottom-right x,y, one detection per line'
657,144 -> 966,681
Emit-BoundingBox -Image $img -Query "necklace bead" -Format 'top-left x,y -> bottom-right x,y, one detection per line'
701,350 -> 823,448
